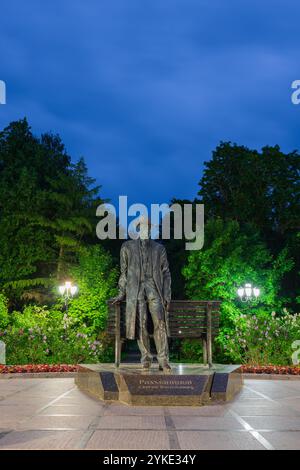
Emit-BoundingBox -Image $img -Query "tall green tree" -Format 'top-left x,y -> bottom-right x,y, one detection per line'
0,119 -> 103,304
199,142 -> 300,239
197,142 -> 300,308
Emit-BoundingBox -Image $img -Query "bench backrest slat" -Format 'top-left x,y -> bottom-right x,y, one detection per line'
106,300 -> 221,339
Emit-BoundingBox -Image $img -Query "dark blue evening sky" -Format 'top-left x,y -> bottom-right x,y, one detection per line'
0,0 -> 299,206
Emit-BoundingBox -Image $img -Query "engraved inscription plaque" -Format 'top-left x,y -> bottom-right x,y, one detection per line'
122,374 -> 208,396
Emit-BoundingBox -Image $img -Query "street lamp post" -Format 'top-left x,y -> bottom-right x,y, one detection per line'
237,283 -> 260,302
58,281 -> 78,312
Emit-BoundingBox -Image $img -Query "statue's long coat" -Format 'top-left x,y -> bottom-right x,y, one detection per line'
118,239 -> 171,339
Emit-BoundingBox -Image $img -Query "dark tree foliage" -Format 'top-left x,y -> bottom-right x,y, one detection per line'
0,119 -> 103,305
199,142 -> 300,240
162,198 -> 199,299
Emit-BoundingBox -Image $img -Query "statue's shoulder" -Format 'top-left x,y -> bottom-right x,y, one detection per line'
150,240 -> 166,253
120,239 -> 137,251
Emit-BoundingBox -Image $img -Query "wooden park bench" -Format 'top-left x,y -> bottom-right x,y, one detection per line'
106,300 -> 221,368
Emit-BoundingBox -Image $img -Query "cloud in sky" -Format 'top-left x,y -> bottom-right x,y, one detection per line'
0,0 -> 299,205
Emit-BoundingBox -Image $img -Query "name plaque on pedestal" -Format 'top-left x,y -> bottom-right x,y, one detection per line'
123,375 -> 207,395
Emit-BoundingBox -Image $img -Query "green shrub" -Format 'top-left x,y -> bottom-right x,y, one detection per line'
179,338 -> 203,362
182,218 -> 296,365
0,245 -> 118,365
218,310 -> 300,365
66,245 -> 118,332
0,294 -> 9,328
1,305 -> 113,365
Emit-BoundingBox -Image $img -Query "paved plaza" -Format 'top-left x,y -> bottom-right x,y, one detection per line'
0,377 -> 300,450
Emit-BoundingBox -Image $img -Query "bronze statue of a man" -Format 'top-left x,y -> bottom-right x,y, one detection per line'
113,221 -> 171,372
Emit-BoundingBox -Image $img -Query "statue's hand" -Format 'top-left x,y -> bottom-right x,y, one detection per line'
112,294 -> 125,304
164,301 -> 171,312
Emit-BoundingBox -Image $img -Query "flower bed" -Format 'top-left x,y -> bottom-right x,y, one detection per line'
0,364 -> 79,374
241,365 -> 300,375
0,364 -> 299,375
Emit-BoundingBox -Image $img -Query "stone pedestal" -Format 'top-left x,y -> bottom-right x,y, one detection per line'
75,363 -> 243,406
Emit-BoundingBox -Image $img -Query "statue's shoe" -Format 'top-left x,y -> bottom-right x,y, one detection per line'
142,361 -> 151,369
159,362 -> 172,373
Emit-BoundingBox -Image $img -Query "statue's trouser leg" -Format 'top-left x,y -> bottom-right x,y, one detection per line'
137,299 -> 152,365
148,298 -> 169,366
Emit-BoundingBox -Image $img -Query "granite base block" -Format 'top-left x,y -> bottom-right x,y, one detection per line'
75,363 -> 243,406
